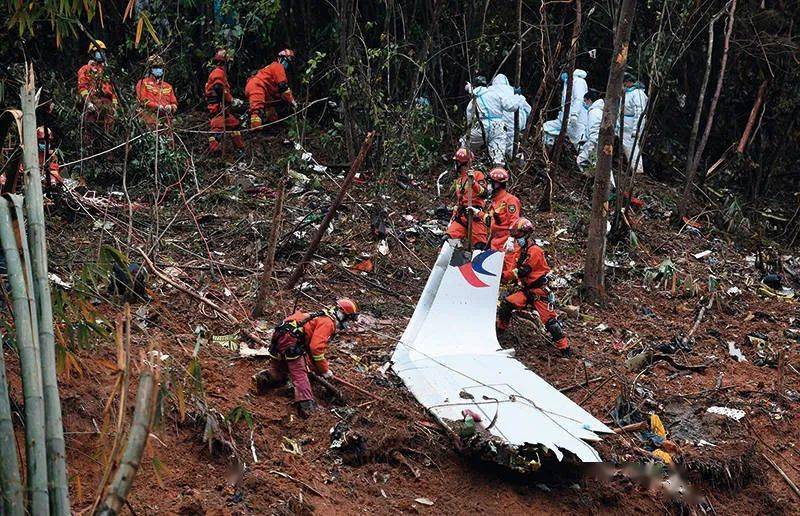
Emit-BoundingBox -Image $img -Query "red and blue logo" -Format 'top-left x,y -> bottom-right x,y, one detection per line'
451,249 -> 497,288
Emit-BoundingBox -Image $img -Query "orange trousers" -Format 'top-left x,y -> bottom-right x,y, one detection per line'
497,287 -> 568,350
447,214 -> 488,248
209,113 -> 244,153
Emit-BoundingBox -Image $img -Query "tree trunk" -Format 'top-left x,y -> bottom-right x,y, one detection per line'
583,0 -> 637,305
512,0 -> 522,160
549,0 -> 582,169
0,198 -> 49,515
737,79 -> 768,154
21,67 -> 71,516
252,167 -> 288,317
0,334 -> 24,516
678,0 -> 737,220
95,366 -> 157,516
338,0 -> 357,161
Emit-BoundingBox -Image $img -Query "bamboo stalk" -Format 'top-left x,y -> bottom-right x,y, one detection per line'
252,166 -> 288,317
95,365 -> 157,516
20,69 -> 71,515
0,198 -> 49,514
0,334 -> 24,516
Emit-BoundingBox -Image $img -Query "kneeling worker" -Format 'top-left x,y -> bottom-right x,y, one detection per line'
497,218 -> 571,356
260,298 -> 359,417
446,148 -> 488,249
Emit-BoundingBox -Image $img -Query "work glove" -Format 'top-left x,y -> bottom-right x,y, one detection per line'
291,99 -> 298,110
322,369 -> 334,379
232,98 -> 243,108
85,101 -> 97,113
464,82 -> 473,94
466,206 -> 481,216
504,236 -> 515,252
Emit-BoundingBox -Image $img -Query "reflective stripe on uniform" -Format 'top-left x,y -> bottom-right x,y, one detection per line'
311,354 -> 325,362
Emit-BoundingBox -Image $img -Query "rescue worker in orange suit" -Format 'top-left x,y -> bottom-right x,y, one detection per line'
135,56 -> 178,131
204,49 -> 245,155
259,298 -> 359,417
77,40 -> 118,141
446,148 -> 489,249
497,218 -> 571,356
486,167 -> 521,252
3,127 -> 63,192
245,49 -> 297,130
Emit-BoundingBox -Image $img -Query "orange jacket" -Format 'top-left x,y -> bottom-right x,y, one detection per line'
488,189 -> 521,240
205,66 -> 233,112
77,61 -> 117,103
245,61 -> 295,110
454,169 -> 487,208
286,311 -> 336,375
135,76 -> 177,111
513,244 -> 551,288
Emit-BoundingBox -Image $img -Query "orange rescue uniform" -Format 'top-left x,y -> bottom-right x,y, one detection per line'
488,189 -> 521,250
245,61 -> 295,129
446,168 -> 489,247
204,65 -> 244,153
77,61 -> 117,132
497,244 -> 569,351
135,76 -> 178,128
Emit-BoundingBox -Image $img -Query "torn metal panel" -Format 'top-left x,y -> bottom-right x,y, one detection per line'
392,243 -> 611,465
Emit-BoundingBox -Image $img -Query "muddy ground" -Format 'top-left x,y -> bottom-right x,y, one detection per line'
5,126 -> 800,515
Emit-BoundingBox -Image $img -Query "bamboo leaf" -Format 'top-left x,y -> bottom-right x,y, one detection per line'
135,16 -> 144,47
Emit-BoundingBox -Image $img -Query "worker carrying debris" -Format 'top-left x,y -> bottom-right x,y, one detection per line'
77,40 -> 117,142
497,218 -> 571,356
486,166 -> 520,252
245,49 -> 297,130
205,49 -> 245,155
258,298 -> 359,417
135,55 -> 178,130
446,148 -> 488,249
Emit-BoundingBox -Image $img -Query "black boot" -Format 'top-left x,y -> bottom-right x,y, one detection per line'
297,399 -> 318,418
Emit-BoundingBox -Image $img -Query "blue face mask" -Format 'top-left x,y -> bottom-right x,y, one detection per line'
516,237 -> 527,247
151,68 -> 164,78
560,72 -> 568,82
94,51 -> 105,62
38,143 -> 47,153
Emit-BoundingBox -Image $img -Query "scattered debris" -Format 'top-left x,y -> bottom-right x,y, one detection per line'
706,406 -> 745,421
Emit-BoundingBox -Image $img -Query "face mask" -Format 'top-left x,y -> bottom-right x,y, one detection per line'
280,58 -> 291,70
516,237 -> 527,247
486,183 -> 494,196
151,68 -> 164,78
94,51 -> 105,62
38,143 -> 47,153
560,72 -> 568,82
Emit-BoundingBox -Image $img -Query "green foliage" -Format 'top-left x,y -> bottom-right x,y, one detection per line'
226,404 -> 254,429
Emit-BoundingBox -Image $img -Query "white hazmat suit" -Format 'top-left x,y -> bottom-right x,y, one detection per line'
543,69 -> 589,147
464,76 -> 527,165
577,98 -> 604,171
621,83 -> 648,174
491,74 -> 532,159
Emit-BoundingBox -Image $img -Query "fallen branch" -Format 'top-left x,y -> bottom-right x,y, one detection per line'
269,470 -> 325,498
331,376 -> 384,402
309,374 -> 345,401
762,453 -> 800,500
559,376 -> 604,394
579,376 -> 613,405
283,131 -> 376,291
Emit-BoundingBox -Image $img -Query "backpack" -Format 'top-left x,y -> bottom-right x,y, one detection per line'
269,311 -> 324,360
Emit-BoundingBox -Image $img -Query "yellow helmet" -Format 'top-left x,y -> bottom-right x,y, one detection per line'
88,40 -> 107,53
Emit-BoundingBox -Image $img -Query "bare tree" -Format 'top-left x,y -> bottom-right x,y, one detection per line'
583,0 -> 637,304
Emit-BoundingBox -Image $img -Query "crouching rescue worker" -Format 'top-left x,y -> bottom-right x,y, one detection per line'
135,56 -> 178,130
486,167 -> 520,251
205,49 -> 245,155
245,49 -> 297,130
446,148 -> 488,249
3,127 -> 63,192
259,298 -> 359,417
497,218 -> 571,356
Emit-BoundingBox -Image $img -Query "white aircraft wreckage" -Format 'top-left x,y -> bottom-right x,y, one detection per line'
391,243 -> 612,470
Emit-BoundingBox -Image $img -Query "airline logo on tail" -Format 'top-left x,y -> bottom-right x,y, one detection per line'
453,249 -> 497,288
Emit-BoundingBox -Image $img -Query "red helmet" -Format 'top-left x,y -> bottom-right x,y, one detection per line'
453,148 -> 473,164
336,298 -> 359,317
509,217 -> 534,238
213,49 -> 231,63
489,167 -> 509,183
278,49 -> 296,59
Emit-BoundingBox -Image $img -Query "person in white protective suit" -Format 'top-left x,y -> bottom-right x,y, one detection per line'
542,69 -> 589,148
620,73 -> 648,174
463,75 -> 527,166
491,74 -> 532,161
577,89 -> 605,173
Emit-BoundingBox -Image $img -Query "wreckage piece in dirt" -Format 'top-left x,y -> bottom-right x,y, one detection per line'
391,243 -> 611,468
